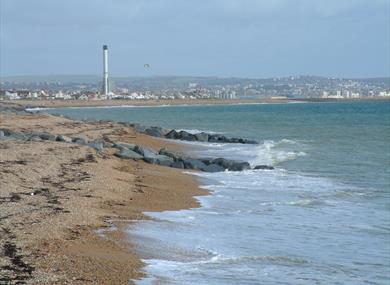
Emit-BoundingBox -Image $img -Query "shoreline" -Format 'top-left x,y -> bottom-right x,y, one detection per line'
0,102 -> 208,284
2,97 -> 389,110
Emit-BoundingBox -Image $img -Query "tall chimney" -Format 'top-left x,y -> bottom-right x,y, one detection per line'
102,45 -> 109,96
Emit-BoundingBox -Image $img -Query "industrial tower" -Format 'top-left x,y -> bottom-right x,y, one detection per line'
102,45 -> 109,96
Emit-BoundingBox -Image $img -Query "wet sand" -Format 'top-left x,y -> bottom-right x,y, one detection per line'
0,107 -> 207,284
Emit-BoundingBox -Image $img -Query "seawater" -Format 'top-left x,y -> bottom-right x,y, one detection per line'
46,101 -> 390,284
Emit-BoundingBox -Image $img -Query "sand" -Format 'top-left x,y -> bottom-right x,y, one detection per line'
0,108 -> 207,284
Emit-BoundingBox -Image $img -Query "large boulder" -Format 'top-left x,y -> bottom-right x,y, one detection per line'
229,161 -> 251,171
243,139 -> 258,144
144,126 -> 170,138
147,155 -> 174,166
194,132 -> 209,142
165,130 -> 180,140
208,134 -> 228,143
159,148 -> 188,161
71,137 -> 87,145
179,131 -> 196,141
134,124 -> 148,133
0,128 -> 13,136
183,159 -> 207,170
171,161 -> 185,169
38,132 -> 57,141
254,165 -> 274,170
212,158 -> 251,171
113,142 -> 136,150
9,132 -> 28,140
133,145 -> 157,157
114,149 -> 143,160
88,140 -> 104,151
202,164 -> 225,173
56,135 -> 72,143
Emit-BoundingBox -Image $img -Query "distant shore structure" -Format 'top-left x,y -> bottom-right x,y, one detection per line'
102,45 -> 109,96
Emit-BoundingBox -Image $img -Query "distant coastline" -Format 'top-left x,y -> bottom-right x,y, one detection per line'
3,97 -> 389,109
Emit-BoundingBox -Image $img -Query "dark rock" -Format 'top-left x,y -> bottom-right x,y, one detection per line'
208,134 -> 224,142
10,132 -> 28,140
88,140 -> 104,151
133,145 -> 157,157
212,158 -> 231,169
229,161 -> 251,171
114,149 -> 143,160
179,131 -> 196,141
243,139 -> 258,144
199,158 -> 214,165
254,165 -> 274,170
0,130 -> 4,138
28,136 -> 41,142
103,141 -> 114,148
212,158 -> 251,171
229,138 -> 241,143
144,154 -> 174,166
113,142 -> 136,150
38,132 -> 57,141
165,130 -> 180,140
72,137 -> 87,145
194,132 -> 209,142
171,161 -> 185,169
56,135 -> 72,143
202,164 -> 225,173
134,124 -> 148,133
144,126 -> 169,138
0,128 -> 13,136
118,121 -> 133,127
158,148 -> 187,161
183,159 -> 207,170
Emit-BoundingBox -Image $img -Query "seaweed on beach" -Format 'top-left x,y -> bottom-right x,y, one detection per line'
0,241 -> 34,283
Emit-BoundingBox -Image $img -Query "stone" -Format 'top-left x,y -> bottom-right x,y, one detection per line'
158,148 -> 187,161
103,142 -> 114,148
134,124 -> 148,133
114,149 -> 143,160
243,139 -> 258,144
38,133 -> 57,141
0,130 -> 4,138
183,159 -> 207,170
9,132 -> 28,140
133,145 -> 157,157
171,161 -> 185,169
194,132 -> 209,142
212,158 -> 231,169
202,164 -> 225,173
229,161 -> 251,171
208,134 -> 222,142
0,129 -> 13,137
165,130 -> 180,140
179,131 -> 196,141
88,140 -> 104,151
145,154 -> 174,166
113,142 -> 136,150
72,137 -> 87,145
199,158 -> 214,165
212,158 -> 251,171
144,126 -> 169,138
56,135 -> 72,143
254,165 -> 274,170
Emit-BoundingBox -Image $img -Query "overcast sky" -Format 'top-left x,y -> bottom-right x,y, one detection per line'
1,0 -> 389,78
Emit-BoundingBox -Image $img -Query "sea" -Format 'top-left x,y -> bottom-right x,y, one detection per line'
44,101 -> 390,285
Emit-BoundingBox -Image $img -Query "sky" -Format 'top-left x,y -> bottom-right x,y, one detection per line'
0,0 -> 389,78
